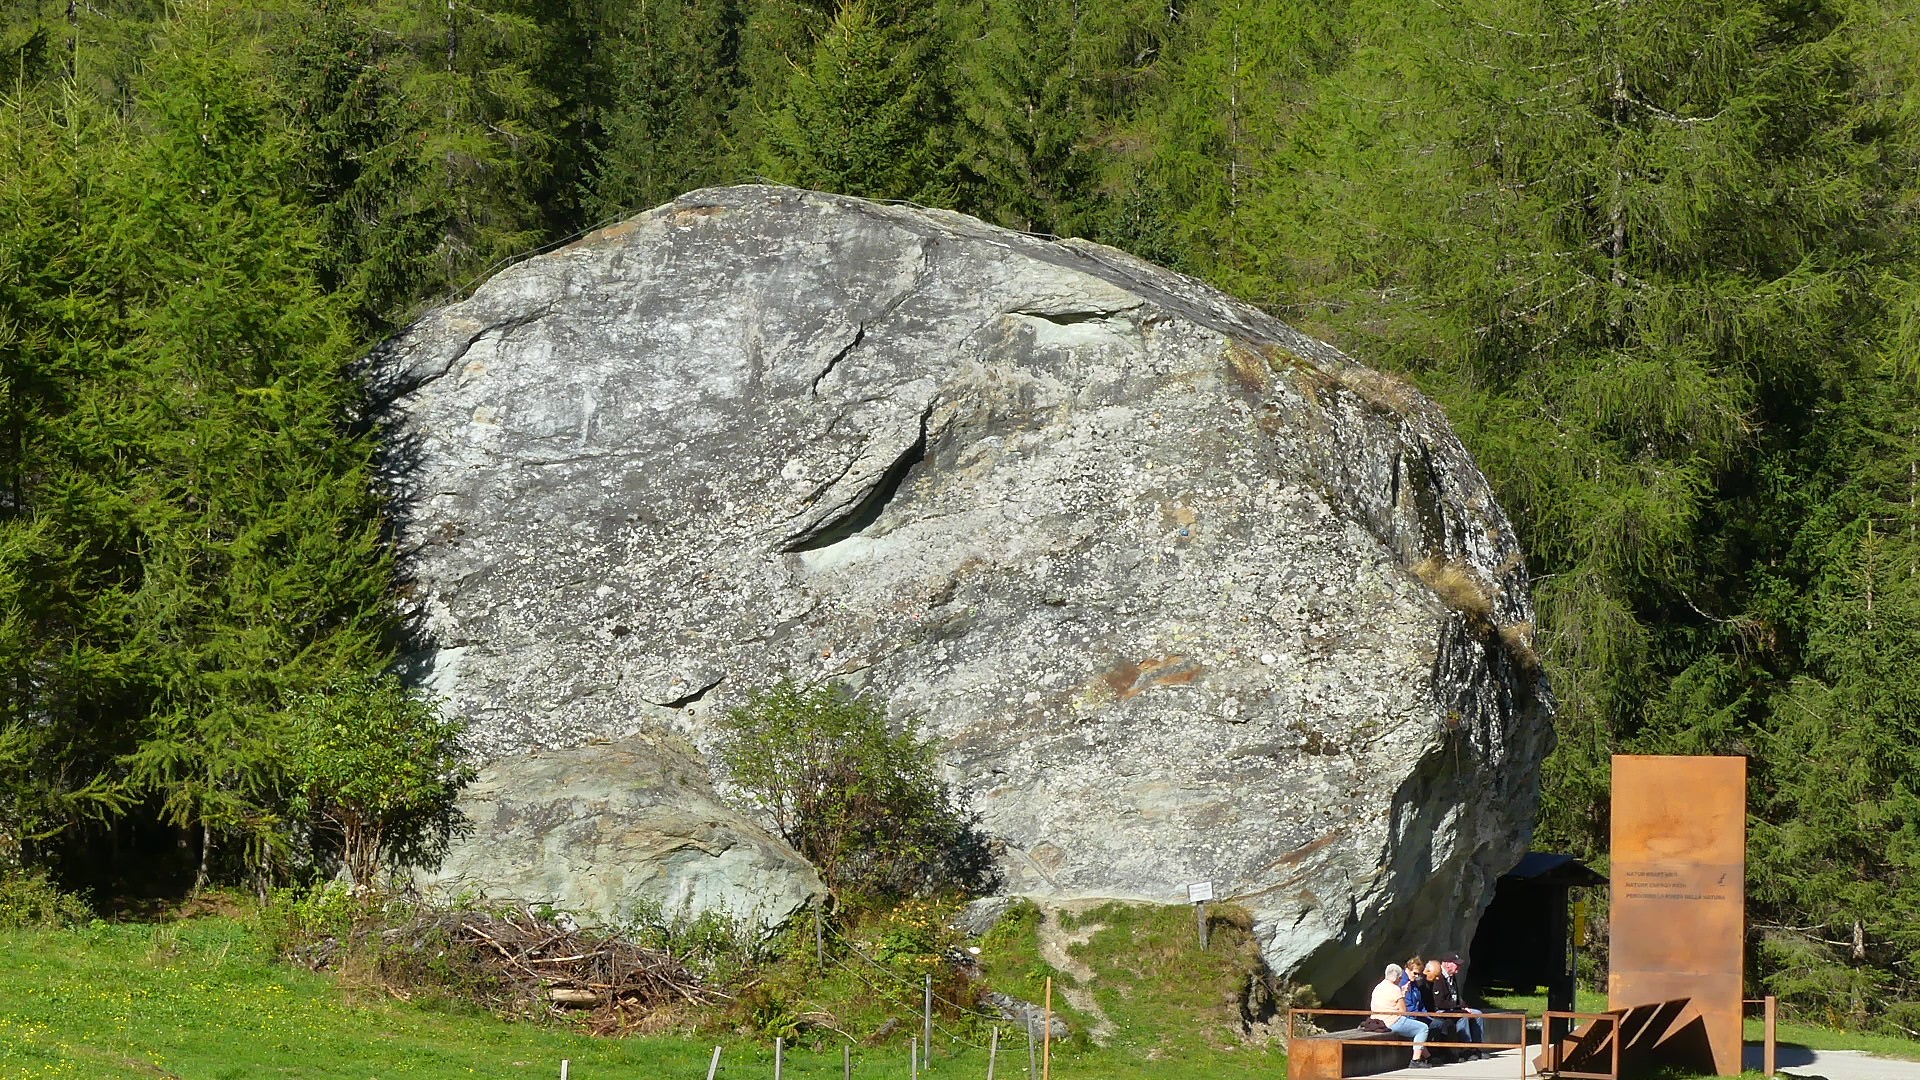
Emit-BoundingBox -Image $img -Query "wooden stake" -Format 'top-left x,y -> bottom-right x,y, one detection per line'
1195,901 -> 1209,950
911,1036 -> 919,1080
1042,977 -> 1052,1080
843,1042 -> 852,1080
559,1061 -> 569,1080
707,1045 -> 722,1080
1765,996 -> 1778,1077
987,1026 -> 999,1080
815,907 -> 825,966
775,1036 -> 783,1080
1026,1020 -> 1036,1080
923,974 -> 934,1072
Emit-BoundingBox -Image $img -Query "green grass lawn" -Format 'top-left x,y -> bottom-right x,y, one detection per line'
0,906 -> 1286,1080
15,908 -> 1920,1080
0,917 -> 720,1080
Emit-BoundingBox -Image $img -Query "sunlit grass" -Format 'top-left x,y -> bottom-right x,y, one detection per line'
0,904 -> 1287,1080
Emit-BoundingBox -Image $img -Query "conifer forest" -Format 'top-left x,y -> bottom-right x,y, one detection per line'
4,0 -> 1920,1029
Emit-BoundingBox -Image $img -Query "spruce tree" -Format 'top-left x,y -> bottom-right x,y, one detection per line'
1112,0 -> 1337,287
585,0 -> 748,220
1,2 -> 399,885
947,0 -> 1102,235
114,5 -> 398,885
756,1 -> 952,202
1256,0 -> 1901,855
273,0 -> 557,332
0,64 -> 148,873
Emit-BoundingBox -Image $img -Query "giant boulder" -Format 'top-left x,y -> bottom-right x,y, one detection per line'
371,185 -> 1553,1000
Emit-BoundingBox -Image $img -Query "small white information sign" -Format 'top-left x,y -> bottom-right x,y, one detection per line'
1186,880 -> 1214,904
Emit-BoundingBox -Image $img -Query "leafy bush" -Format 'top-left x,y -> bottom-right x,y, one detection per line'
257,881 -> 369,964
286,675 -> 475,886
715,681 -> 996,906
618,898 -> 766,987
0,868 -> 91,929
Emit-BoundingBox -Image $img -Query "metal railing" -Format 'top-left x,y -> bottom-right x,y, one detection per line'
1743,996 -> 1779,1077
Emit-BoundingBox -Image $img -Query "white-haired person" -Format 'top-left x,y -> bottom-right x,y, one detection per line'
1371,963 -> 1433,1069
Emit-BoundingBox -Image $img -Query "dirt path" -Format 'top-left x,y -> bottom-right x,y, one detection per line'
1034,901 -> 1117,1045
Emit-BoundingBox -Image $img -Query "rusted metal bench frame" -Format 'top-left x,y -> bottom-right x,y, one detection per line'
1286,1007 -> 1531,1080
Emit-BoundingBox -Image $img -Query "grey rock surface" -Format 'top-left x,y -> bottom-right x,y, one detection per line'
955,895 -> 1016,939
415,732 -> 826,929
373,185 -> 1553,1001
979,991 -> 1072,1040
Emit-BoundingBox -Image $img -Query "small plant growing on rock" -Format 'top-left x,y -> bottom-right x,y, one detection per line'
1414,556 -> 1497,620
716,680 -> 995,906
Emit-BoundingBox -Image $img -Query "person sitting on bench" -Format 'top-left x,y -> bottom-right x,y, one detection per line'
1424,959 -> 1482,1061
1433,954 -> 1486,1057
1370,963 -> 1433,1069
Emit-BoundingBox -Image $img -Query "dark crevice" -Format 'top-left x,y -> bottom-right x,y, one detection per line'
1008,306 -> 1133,327
810,323 -> 866,395
654,674 -> 724,709
780,405 -> 932,553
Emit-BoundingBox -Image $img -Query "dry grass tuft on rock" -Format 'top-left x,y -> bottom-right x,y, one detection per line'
1498,620 -> 1541,672
1413,556 -> 1496,620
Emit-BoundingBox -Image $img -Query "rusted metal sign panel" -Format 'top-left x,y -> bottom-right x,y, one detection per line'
1610,755 -> 1745,1076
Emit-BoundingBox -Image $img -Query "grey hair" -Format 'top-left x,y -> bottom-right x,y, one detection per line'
1384,963 -> 1405,981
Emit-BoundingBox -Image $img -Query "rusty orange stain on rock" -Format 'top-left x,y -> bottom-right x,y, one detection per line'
1271,829 -> 1342,867
576,218 -> 645,247
670,204 -> 726,225
1102,655 -> 1204,699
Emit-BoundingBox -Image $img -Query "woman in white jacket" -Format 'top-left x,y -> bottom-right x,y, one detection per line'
1371,963 -> 1433,1069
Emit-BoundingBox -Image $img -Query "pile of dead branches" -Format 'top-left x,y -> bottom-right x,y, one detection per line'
372,905 -> 727,1033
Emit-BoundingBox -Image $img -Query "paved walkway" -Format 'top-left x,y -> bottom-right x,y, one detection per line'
1354,1044 -> 1920,1078
1747,1044 -> 1920,1079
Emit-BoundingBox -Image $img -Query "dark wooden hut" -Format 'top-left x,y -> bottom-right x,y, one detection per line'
1467,852 -> 1607,1018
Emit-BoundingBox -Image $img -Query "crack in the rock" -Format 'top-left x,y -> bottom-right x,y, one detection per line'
808,239 -> 936,396
653,673 -> 724,709
377,303 -> 559,404
809,323 -> 866,396
799,453 -> 859,507
778,401 -> 935,553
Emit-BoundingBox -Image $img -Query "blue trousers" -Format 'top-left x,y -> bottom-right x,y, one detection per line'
1386,1016 -> 1430,1046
